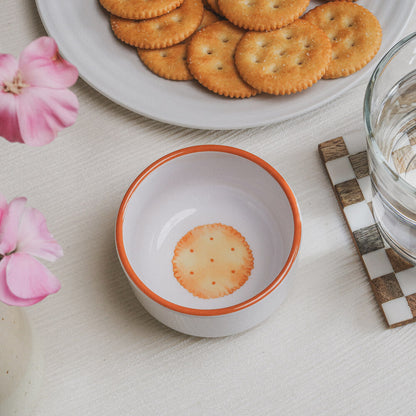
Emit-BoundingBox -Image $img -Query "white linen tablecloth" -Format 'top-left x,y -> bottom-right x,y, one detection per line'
1,2 -> 416,415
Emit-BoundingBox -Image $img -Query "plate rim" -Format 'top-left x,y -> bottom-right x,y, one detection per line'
35,0 -> 416,130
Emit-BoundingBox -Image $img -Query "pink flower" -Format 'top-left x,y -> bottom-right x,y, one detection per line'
0,37 -> 79,146
0,193 -> 63,306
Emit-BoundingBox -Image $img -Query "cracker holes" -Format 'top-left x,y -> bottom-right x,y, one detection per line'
284,32 -> 292,40
270,65 -> 278,73
216,64 -> 224,71
279,50 -> 286,56
160,51 -> 168,58
221,37 -> 230,43
257,40 -> 268,48
272,2 -> 280,9
172,15 -> 183,23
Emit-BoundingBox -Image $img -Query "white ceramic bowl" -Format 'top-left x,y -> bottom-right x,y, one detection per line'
116,146 -> 301,337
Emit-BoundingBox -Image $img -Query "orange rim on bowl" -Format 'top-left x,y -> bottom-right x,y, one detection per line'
116,145 -> 302,316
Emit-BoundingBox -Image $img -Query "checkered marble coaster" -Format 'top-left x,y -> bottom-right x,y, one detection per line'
319,132 -> 416,328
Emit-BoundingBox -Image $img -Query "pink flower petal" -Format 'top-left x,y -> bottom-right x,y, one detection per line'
0,54 -> 24,143
0,197 -> 26,256
0,256 -> 45,306
0,54 -> 18,83
0,193 -> 7,225
17,86 -> 78,146
6,252 -> 61,299
19,37 -> 78,89
17,205 -> 63,261
0,90 -> 24,143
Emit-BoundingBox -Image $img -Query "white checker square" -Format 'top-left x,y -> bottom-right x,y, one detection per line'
402,135 -> 411,147
326,156 -> 356,185
343,129 -> 366,155
362,249 -> 394,279
396,268 -> 416,296
392,145 -> 414,174
402,136 -> 411,147
403,169 -> 416,185
382,297 -> 413,325
344,201 -> 376,232
393,135 -> 411,148
380,233 -> 390,248
357,176 -> 372,202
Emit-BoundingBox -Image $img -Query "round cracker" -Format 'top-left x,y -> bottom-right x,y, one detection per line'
198,8 -> 223,27
137,10 -> 220,81
110,0 -> 204,49
187,21 -> 258,98
205,0 -> 223,16
138,44 -> 192,80
172,224 -> 254,299
235,19 -> 331,95
303,2 -> 382,79
99,0 -> 184,20
217,0 -> 310,31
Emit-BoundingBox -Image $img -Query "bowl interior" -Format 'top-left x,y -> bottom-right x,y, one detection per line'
122,151 -> 296,310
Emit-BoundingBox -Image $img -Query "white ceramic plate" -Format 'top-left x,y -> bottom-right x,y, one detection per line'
35,0 -> 415,129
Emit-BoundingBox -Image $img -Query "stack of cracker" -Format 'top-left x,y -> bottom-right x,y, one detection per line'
101,0 -> 382,98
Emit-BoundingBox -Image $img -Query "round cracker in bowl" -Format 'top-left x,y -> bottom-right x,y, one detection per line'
115,145 -> 301,337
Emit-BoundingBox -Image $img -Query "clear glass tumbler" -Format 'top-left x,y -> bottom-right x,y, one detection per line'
364,32 -> 416,263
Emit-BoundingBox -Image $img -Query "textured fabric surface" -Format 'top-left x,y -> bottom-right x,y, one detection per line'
1,2 -> 416,415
